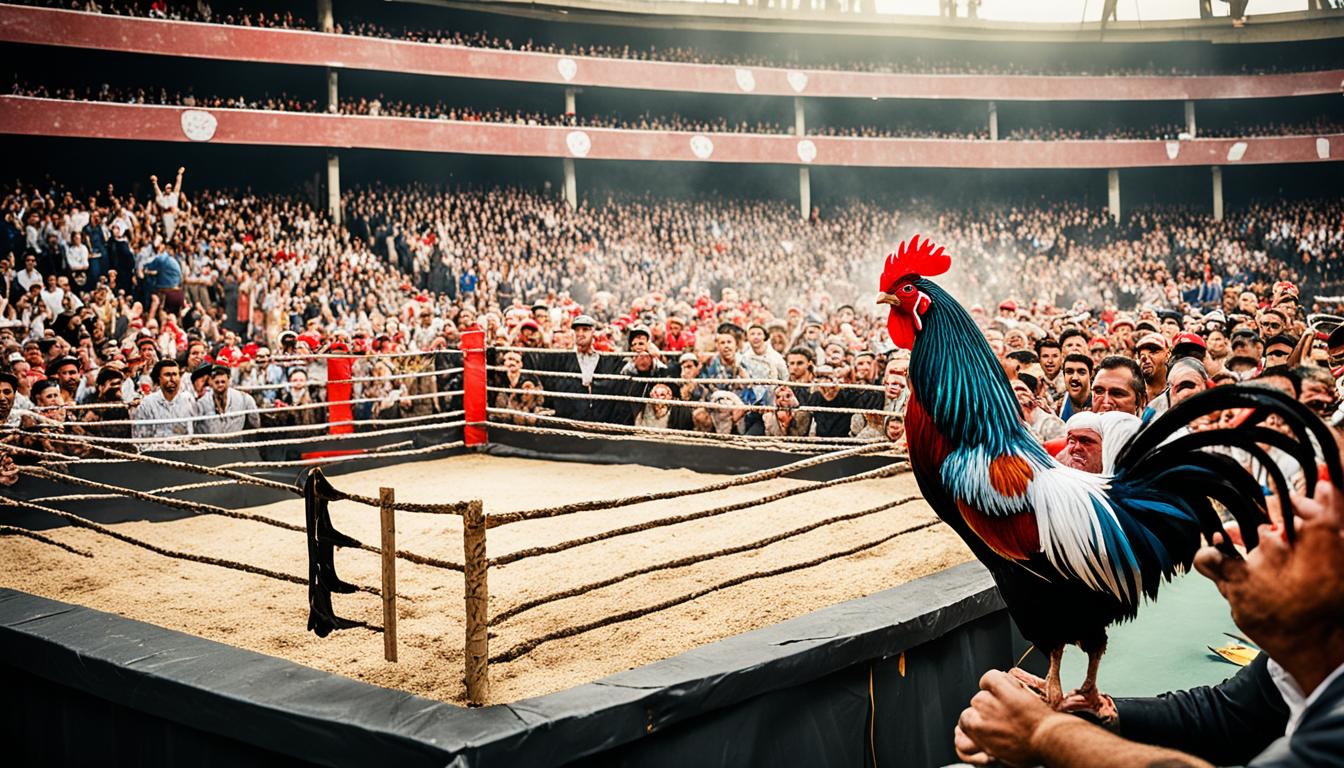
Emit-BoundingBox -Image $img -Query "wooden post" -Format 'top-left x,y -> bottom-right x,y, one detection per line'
380,488 -> 397,662
462,499 -> 490,705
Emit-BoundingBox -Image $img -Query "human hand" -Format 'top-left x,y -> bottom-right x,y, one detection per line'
0,454 -> 18,487
150,175 -> 158,183
956,669 -> 1066,768
1196,481 -> 1344,644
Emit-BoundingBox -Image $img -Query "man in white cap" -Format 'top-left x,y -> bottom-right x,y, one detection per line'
1057,411 -> 1143,475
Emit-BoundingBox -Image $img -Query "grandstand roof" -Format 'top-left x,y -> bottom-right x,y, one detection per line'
405,0 -> 1344,44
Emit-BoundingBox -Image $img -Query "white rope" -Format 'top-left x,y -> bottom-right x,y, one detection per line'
43,387 -> 465,428
215,440 -> 464,468
234,366 -> 463,392
488,384 -> 886,416
493,365 -> 890,393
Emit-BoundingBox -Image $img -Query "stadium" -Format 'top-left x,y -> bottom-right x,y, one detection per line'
1,1 -> 1343,766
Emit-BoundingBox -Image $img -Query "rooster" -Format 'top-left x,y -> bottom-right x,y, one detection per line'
877,234 -> 1341,710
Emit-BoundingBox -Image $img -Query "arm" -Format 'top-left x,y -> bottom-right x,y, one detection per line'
1113,653 -> 1288,766
174,166 -> 185,196
957,670 -> 1217,768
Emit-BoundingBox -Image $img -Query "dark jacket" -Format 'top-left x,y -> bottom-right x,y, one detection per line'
534,350 -> 624,424
1116,653 -> 1344,767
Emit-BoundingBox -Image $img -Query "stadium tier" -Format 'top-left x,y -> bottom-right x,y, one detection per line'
4,4 -> 1344,767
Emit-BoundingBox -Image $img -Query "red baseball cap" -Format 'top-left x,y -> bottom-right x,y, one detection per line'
1172,332 -> 1207,351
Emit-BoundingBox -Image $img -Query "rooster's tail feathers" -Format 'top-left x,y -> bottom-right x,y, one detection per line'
1114,384 -> 1344,548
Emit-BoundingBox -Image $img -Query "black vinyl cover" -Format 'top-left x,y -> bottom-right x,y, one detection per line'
0,562 -> 1020,767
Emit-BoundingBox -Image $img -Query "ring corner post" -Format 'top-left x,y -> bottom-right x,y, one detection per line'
461,328 -> 488,447
463,499 -> 490,706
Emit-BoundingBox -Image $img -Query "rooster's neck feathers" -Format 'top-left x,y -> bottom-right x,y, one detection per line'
907,281 -> 1047,462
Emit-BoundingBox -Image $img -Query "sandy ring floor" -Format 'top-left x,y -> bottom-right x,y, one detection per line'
1,453 -> 970,705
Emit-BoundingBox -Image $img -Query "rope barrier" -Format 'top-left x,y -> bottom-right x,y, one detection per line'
491,463 -> 908,565
317,477 -> 474,515
483,417 -> 875,455
20,465 -> 310,533
234,366 -> 465,392
214,440 -> 415,467
29,478 -> 232,503
489,517 -> 941,664
488,384 -> 888,416
492,495 -> 922,624
0,524 -> 95,558
271,349 -> 463,362
486,441 -> 895,527
38,388 -> 464,428
4,441 -> 302,495
498,365 -> 890,393
485,408 -> 876,449
16,465 -> 467,574
0,494 -> 385,600
63,407 -> 465,446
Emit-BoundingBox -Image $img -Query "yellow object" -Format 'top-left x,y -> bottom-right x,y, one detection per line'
1209,643 -> 1258,667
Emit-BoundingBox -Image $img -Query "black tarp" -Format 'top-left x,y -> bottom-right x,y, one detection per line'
3,429 -> 1028,766
0,563 -> 1028,767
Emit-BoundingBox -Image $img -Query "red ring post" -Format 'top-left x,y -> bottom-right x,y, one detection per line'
461,329 -> 488,446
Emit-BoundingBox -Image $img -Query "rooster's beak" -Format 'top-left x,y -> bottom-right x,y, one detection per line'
877,292 -> 900,307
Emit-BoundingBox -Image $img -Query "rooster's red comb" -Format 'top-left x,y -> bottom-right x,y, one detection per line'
880,234 -> 950,291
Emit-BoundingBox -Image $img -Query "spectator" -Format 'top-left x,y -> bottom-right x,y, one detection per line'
79,366 -> 131,439
195,364 -> 260,435
132,359 -> 195,438
763,384 -> 812,437
809,365 -> 857,438
1057,411 -> 1143,474
1092,356 -> 1148,418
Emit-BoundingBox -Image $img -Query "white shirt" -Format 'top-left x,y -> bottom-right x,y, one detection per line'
576,349 -> 599,387
133,388 -> 197,439
194,388 -> 260,434
1268,658 -> 1344,737
15,268 -> 42,292
66,244 -> 90,270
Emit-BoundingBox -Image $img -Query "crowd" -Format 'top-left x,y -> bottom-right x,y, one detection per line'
18,81 -> 1341,144
2,169 -> 1344,471
16,0 -> 1334,77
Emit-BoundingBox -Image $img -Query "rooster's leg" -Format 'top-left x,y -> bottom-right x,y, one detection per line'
1044,647 -> 1064,709
1065,641 -> 1118,723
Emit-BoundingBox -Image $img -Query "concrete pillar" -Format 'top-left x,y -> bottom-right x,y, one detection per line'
317,0 -> 333,33
1107,169 -> 1121,223
564,87 -> 576,117
1211,166 -> 1224,221
1184,99 -> 1197,137
562,158 -> 577,209
988,100 -> 998,141
326,153 -> 341,225
798,167 -> 811,220
794,97 -> 808,219
326,69 -> 338,113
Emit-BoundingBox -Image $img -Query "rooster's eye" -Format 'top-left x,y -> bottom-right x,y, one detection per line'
901,285 -> 915,294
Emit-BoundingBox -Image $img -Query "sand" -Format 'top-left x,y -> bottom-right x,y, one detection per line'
0,453 -> 971,705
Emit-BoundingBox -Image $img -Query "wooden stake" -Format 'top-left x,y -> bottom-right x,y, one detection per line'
462,498 -> 490,706
380,487 -> 397,663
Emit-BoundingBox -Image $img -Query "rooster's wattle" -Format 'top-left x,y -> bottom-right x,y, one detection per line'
878,234 -> 1341,708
